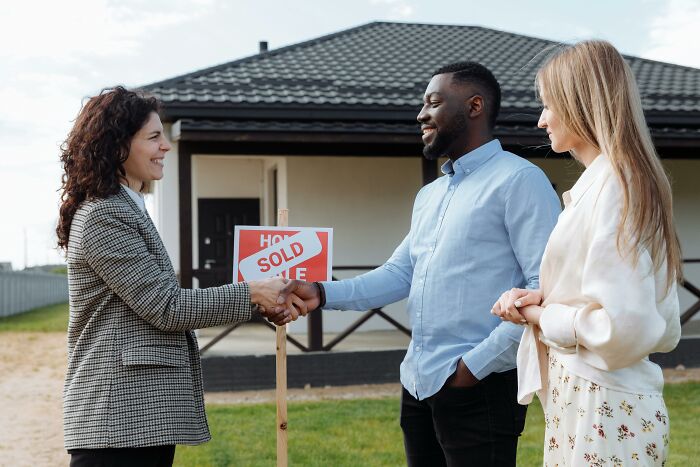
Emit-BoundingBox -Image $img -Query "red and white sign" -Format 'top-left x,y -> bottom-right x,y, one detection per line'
233,226 -> 333,282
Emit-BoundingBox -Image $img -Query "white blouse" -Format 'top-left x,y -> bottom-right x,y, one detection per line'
120,184 -> 146,212
517,154 -> 681,406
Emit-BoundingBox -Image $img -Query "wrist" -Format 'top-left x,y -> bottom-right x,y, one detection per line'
314,282 -> 326,308
522,305 -> 543,325
248,280 -> 263,304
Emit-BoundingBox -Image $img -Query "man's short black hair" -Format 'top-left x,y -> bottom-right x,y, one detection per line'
432,61 -> 501,129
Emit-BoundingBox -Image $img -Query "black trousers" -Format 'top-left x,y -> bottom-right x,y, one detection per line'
68,445 -> 175,467
400,369 -> 527,467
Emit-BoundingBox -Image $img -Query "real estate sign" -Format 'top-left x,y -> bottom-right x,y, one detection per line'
233,226 -> 333,282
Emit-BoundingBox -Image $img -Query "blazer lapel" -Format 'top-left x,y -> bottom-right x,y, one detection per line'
116,188 -> 175,277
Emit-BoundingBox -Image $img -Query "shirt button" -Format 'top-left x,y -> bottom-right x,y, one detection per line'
416,312 -> 421,317
415,345 -> 421,352
466,169 -> 471,174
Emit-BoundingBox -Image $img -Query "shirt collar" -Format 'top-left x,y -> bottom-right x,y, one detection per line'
440,139 -> 502,176
120,184 -> 146,212
562,154 -> 609,207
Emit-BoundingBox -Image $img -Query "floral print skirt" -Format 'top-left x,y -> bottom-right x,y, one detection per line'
543,352 -> 669,466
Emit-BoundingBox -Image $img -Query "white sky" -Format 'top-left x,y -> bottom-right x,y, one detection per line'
1,0 -> 698,269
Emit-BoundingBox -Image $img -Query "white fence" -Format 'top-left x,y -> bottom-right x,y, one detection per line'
0,271 -> 68,317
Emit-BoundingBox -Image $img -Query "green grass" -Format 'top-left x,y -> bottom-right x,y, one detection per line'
175,383 -> 700,467
0,302 -> 68,332
175,398 -> 405,466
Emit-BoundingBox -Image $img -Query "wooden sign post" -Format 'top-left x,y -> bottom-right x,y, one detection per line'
230,214 -> 333,467
276,208 -> 289,467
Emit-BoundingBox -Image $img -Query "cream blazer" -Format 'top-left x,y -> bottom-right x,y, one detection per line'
517,154 -> 681,406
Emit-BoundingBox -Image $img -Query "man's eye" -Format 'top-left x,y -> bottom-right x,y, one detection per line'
430,101 -> 440,108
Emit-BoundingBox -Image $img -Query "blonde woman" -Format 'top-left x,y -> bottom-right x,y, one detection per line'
492,40 -> 681,466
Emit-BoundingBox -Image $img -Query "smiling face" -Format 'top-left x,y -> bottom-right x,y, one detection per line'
122,112 -> 171,191
416,73 -> 471,160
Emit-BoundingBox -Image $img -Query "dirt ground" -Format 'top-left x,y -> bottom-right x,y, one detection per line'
1,332 -> 698,467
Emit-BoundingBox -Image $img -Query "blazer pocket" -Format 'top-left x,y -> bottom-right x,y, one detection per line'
122,345 -> 188,367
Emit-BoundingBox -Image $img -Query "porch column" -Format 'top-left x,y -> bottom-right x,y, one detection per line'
178,142 -> 193,288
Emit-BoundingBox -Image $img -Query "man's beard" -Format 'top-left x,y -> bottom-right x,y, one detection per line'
422,111 -> 468,160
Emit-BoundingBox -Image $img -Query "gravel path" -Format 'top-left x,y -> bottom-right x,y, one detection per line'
0,332 -> 68,467
1,332 -> 698,466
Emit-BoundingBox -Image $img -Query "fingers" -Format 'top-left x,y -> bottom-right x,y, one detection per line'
491,290 -> 528,325
512,290 -> 542,308
257,304 -> 290,326
276,279 -> 300,304
503,289 -> 522,317
505,306 -> 527,324
249,277 -> 293,309
289,293 -> 308,317
262,293 -> 307,325
491,300 -> 502,317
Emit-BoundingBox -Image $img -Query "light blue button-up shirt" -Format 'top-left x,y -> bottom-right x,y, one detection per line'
322,139 -> 561,400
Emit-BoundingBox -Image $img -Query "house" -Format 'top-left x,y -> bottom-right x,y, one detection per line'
142,21 -> 700,339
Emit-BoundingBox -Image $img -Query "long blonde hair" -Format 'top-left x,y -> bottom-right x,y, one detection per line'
536,40 -> 682,290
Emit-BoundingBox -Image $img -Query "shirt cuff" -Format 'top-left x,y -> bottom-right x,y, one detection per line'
462,347 -> 509,381
319,280 -> 344,309
461,353 -> 487,381
539,303 -> 578,349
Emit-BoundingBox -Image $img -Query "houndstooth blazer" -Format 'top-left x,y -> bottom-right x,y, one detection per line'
64,187 -> 252,450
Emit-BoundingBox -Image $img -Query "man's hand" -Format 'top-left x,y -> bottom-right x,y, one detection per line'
447,359 -> 479,388
256,294 -> 307,326
275,280 -> 321,314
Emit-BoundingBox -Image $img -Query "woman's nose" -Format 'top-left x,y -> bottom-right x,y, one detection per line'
537,110 -> 546,129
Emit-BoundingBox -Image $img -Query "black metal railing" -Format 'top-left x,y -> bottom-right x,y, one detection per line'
199,265 -> 410,354
200,259 -> 700,355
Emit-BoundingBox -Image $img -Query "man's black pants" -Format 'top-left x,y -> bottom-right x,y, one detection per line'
68,445 -> 175,467
400,368 -> 527,467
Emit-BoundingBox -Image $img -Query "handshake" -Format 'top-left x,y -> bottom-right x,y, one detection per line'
247,277 -> 323,326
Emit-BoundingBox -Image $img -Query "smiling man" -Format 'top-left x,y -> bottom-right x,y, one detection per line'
279,62 -> 561,466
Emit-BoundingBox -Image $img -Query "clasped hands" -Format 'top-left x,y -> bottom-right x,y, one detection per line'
248,277 -> 321,326
490,288 -> 545,326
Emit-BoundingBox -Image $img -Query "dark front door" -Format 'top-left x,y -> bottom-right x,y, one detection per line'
197,198 -> 260,288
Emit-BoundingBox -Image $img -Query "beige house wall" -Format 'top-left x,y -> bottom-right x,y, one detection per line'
285,156 -> 422,332
152,149 -> 700,333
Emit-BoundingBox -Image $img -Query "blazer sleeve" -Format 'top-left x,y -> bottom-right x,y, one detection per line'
81,204 -> 253,331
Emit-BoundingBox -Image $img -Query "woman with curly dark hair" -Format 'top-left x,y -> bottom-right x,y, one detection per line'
58,86 -> 302,466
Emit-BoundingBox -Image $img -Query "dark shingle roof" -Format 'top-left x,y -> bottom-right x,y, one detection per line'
144,21 -> 700,123
175,119 -> 700,141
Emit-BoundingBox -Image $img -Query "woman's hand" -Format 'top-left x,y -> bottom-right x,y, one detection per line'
491,288 -> 543,325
